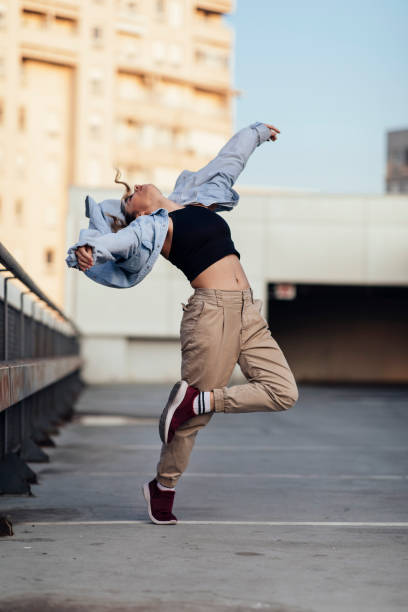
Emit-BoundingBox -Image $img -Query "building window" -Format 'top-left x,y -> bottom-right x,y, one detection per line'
45,248 -> 55,266
16,153 -> 26,178
92,26 -> 103,46
141,124 -> 155,148
161,83 -> 184,107
152,41 -> 165,63
194,88 -> 226,117
118,35 -> 142,62
117,73 -> 146,100
126,1 -> 139,12
168,0 -> 182,27
156,0 -> 167,21
19,60 -> 28,88
195,48 -> 229,71
89,114 -> 102,138
169,43 -> 182,66
15,198 -> 23,219
125,165 -> 150,184
44,158 -> 59,185
21,8 -> 47,29
18,107 -> 26,131
155,125 -> 173,148
0,4 -> 6,29
45,112 -> 60,138
54,15 -> 77,34
90,68 -> 103,95
88,159 -> 102,185
195,8 -> 222,26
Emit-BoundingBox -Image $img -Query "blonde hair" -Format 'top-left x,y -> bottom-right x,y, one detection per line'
107,168 -> 135,232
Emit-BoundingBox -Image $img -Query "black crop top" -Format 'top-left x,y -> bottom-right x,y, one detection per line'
168,205 -> 240,282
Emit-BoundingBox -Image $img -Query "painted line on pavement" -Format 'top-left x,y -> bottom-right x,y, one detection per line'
85,472 -> 408,481
120,445 -> 408,452
21,520 -> 408,528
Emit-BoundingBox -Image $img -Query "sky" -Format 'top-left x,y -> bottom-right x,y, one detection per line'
227,0 -> 408,194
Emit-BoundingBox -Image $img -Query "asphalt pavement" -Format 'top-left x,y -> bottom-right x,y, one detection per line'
0,382 -> 407,612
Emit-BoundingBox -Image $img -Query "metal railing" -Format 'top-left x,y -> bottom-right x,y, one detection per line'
0,243 -> 83,495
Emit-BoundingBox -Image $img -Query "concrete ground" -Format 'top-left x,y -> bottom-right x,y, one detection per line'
0,383 -> 407,612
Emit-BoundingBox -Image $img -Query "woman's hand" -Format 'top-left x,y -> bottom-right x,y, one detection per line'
264,123 -> 280,141
76,245 -> 94,271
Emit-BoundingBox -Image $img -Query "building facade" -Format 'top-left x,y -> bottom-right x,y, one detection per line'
386,129 -> 408,194
0,0 -> 234,306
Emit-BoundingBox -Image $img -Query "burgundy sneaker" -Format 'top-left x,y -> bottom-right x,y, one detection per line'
142,479 -> 177,525
159,380 -> 200,444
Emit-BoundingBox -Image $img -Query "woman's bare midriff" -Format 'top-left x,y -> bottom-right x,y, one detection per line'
190,254 -> 250,290
160,205 -> 250,291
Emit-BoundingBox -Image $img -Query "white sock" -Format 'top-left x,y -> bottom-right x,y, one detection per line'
157,482 -> 175,492
193,391 -> 212,415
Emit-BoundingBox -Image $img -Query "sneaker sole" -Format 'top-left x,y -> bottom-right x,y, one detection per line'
159,380 -> 188,444
142,482 -> 177,526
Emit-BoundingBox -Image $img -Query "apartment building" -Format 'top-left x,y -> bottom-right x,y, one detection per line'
0,0 -> 234,305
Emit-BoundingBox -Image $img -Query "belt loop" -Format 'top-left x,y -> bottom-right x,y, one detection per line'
215,289 -> 223,307
250,287 -> 254,303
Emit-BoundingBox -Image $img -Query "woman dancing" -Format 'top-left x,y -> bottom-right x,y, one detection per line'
68,121 -> 299,525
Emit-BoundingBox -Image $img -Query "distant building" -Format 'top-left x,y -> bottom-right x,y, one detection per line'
386,129 -> 408,193
0,0 -> 235,305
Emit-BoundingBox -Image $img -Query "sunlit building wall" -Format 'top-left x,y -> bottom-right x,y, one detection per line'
0,0 -> 235,306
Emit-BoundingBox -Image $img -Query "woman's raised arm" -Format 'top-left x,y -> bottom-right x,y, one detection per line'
193,122 -> 279,187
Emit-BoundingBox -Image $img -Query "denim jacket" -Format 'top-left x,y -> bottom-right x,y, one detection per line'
66,121 -> 272,289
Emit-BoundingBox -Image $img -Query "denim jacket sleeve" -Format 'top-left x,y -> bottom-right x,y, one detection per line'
65,228 -> 102,268
86,222 -> 142,264
193,122 -> 272,186
66,222 -> 142,267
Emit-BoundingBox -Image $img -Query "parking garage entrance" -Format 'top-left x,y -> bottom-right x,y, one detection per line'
267,283 -> 408,383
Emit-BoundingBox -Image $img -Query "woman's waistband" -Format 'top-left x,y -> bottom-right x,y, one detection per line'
191,287 -> 254,306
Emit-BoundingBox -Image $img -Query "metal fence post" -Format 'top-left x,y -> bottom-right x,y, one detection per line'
31,300 -> 37,359
2,274 -> 16,457
2,273 -> 16,361
20,290 -> 31,358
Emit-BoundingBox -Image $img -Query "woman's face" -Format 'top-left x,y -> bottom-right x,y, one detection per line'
123,184 -> 162,218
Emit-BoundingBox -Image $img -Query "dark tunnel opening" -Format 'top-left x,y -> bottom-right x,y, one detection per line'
267,283 -> 408,384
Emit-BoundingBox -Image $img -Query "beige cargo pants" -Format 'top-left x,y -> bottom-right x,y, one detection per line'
156,287 -> 299,488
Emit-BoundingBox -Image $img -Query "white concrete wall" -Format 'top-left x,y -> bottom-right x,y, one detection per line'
65,186 -> 408,383
80,335 -> 244,383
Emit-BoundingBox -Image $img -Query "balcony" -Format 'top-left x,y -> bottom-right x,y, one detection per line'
193,18 -> 233,47
21,1 -> 80,20
193,47 -> 231,89
116,96 -> 230,133
196,0 -> 234,14
116,11 -> 148,36
20,8 -> 78,60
